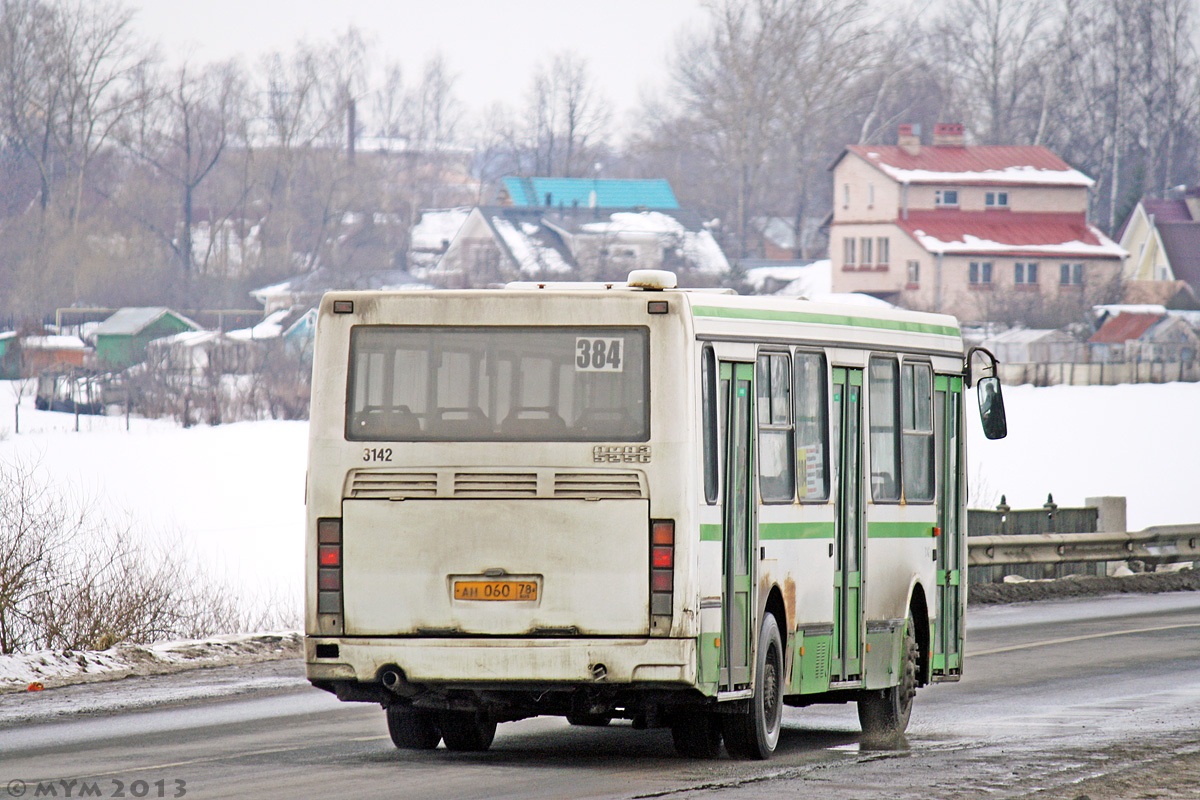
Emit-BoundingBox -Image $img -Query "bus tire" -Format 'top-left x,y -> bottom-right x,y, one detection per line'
438,710 -> 497,752
385,705 -> 441,750
858,616 -> 919,740
723,613 -> 784,759
671,709 -> 722,758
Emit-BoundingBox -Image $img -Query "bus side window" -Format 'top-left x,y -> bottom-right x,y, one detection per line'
868,356 -> 901,502
901,362 -> 935,502
793,351 -> 829,501
702,346 -> 719,504
756,352 -> 795,503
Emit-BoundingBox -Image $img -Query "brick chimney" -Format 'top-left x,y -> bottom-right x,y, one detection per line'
898,123 -> 921,156
933,122 -> 966,147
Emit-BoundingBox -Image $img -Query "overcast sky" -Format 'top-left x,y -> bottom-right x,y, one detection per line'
126,0 -> 708,122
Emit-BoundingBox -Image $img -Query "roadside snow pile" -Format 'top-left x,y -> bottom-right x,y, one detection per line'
970,570 -> 1200,605
0,632 -> 301,694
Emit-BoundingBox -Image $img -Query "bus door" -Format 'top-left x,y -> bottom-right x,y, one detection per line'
719,361 -> 755,690
934,376 -> 964,673
830,367 -> 864,680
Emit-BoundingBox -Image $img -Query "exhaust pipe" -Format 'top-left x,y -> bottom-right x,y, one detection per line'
381,669 -> 403,691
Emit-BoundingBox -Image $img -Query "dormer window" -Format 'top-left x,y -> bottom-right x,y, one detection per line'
935,189 -> 959,207
985,191 -> 1009,208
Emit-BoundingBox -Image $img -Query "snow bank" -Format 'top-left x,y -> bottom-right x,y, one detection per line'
0,632 -> 301,693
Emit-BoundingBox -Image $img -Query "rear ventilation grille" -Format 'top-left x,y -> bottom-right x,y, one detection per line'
554,472 -> 645,499
345,469 -> 646,500
348,471 -> 437,498
454,472 -> 538,497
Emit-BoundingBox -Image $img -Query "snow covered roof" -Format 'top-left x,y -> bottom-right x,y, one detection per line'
92,308 -> 200,336
898,211 -> 1125,259
150,330 -> 223,348
23,335 -> 86,350
410,207 -> 471,252
228,307 -> 312,342
982,328 -> 1068,345
502,177 -> 679,210
745,260 -> 833,298
490,216 -> 572,275
843,145 -> 1093,187
462,208 -> 731,278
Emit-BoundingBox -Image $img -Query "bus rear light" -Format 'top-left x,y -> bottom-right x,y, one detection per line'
651,570 -> 673,592
650,519 -> 675,620
317,517 -> 343,618
318,568 -> 342,591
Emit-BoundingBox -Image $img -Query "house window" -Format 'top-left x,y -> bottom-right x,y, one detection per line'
935,189 -> 959,207
843,183 -> 850,208
985,191 -> 1009,208
868,183 -> 875,207
969,261 -> 993,285
877,237 -> 890,266
906,260 -> 920,286
844,237 -> 856,266
860,237 -> 873,266
1060,263 -> 1083,285
1015,262 -> 1039,284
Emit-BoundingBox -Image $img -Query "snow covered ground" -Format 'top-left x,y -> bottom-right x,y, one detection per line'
0,632 -> 301,695
0,379 -> 1196,628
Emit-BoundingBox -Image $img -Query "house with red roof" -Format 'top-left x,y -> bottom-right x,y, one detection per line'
828,123 -> 1125,322
1087,311 -> 1200,364
1117,187 -> 1200,298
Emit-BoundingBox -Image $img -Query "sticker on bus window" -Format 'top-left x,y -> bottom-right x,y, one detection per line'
575,337 -> 624,372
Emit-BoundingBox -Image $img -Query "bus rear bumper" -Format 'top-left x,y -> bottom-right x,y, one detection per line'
305,636 -> 698,688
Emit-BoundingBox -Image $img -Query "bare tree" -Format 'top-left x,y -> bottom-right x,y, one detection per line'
935,0 -> 1056,144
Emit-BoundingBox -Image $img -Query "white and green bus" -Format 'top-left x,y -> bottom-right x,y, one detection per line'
305,270 -> 1007,758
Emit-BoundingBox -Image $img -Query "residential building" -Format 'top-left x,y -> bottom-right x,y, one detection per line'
1088,311 -> 1200,364
433,204 -> 729,288
91,308 -> 201,370
1117,187 -> 1200,298
828,123 -> 1125,322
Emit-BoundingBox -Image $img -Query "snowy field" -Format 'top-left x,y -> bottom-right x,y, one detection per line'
0,380 -> 1196,621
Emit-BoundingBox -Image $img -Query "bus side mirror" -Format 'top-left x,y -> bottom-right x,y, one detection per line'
976,377 -> 1007,440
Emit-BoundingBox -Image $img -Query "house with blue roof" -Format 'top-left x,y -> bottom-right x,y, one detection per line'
499,177 -> 680,211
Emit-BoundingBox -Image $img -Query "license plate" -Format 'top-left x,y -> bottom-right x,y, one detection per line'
453,580 -> 538,602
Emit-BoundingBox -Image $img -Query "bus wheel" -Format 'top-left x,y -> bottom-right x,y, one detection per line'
386,705 -> 441,750
438,710 -> 497,752
858,616 -> 919,741
723,613 -> 784,759
671,709 -> 722,758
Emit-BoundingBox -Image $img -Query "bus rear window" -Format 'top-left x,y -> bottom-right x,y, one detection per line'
346,326 -> 649,442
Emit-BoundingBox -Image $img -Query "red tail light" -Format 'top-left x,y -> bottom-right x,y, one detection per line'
650,519 -> 674,619
316,518 -> 342,615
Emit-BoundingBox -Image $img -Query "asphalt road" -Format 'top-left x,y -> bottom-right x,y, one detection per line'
4,593 -> 1200,800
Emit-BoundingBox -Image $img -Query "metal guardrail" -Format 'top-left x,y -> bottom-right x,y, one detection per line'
968,524 -> 1200,567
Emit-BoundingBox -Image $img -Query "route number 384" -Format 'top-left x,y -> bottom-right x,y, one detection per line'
576,337 -> 623,372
